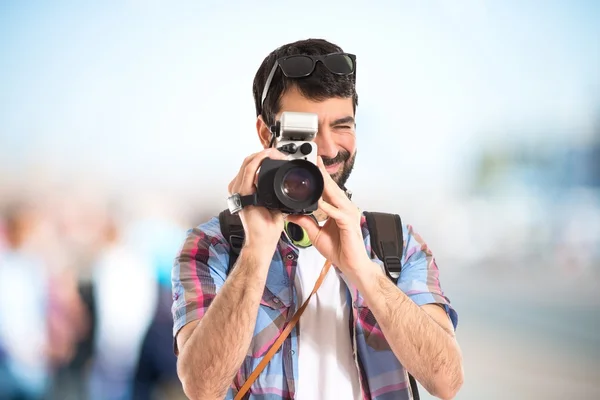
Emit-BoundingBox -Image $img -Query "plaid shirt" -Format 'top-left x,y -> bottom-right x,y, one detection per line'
171,214 -> 458,400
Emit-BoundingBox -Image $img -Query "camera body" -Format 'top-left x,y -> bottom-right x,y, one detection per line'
256,112 -> 324,215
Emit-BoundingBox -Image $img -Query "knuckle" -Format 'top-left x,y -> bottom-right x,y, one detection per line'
246,156 -> 265,172
244,162 -> 256,174
243,152 -> 258,164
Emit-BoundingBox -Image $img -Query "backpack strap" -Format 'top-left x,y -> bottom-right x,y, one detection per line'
363,211 -> 420,400
218,209 -> 245,274
363,211 -> 404,283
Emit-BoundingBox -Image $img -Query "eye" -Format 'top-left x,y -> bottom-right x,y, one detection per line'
336,125 -> 352,129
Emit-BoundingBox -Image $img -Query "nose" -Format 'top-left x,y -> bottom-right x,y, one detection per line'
315,126 -> 338,159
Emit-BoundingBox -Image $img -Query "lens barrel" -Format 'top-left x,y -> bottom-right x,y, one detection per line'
273,159 -> 323,212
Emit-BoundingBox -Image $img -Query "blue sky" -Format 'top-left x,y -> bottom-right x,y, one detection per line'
0,0 -> 598,194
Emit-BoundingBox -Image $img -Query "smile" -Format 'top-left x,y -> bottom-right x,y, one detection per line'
325,162 -> 341,173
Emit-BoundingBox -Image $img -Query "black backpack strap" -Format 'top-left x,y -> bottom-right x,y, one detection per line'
218,209 -> 245,274
363,211 -> 404,283
363,211 -> 420,400
410,376 -> 420,400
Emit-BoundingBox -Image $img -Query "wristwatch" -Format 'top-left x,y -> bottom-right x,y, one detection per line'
227,193 -> 244,214
227,192 -> 259,215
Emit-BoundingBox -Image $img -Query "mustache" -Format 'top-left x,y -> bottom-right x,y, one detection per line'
321,151 -> 350,167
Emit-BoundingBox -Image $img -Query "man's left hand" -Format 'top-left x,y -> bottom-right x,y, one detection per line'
286,156 -> 374,278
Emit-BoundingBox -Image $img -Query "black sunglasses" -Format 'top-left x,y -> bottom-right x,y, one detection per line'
260,52 -> 356,112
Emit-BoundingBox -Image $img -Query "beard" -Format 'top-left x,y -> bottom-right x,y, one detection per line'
321,149 -> 357,190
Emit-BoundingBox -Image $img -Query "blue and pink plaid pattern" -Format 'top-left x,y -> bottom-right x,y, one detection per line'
171,214 -> 458,400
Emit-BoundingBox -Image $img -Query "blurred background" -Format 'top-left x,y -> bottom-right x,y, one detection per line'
1,1 -> 599,399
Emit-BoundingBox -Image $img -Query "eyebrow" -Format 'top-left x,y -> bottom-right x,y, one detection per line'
330,116 -> 355,127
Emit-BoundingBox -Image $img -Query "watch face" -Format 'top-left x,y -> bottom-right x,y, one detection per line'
228,194 -> 242,214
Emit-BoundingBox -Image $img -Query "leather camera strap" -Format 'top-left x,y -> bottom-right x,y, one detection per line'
234,259 -> 332,400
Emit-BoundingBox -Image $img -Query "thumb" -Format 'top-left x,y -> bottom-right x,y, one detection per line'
285,215 -> 320,242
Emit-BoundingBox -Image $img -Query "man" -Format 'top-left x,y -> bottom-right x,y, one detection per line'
171,38 -> 463,400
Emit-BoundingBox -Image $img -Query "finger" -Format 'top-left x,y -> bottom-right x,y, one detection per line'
231,148 -> 285,194
285,215 -> 321,242
270,147 -> 289,160
318,199 -> 346,221
253,148 -> 288,186
317,156 -> 343,193
316,157 -> 349,208
229,152 -> 260,194
240,148 -> 287,194
239,152 -> 260,176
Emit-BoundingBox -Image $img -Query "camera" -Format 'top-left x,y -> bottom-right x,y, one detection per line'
255,112 -> 324,214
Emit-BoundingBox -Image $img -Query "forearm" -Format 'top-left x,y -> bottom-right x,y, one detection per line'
354,263 -> 463,399
177,246 -> 272,399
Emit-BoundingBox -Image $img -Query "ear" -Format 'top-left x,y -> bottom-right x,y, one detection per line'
256,115 -> 272,149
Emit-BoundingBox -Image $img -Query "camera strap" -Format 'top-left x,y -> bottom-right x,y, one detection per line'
234,259 -> 332,400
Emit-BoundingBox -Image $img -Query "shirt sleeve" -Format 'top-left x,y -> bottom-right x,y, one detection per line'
397,224 -> 458,330
171,218 -> 229,354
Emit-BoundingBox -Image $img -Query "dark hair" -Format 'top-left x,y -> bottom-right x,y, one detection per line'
252,38 -> 358,127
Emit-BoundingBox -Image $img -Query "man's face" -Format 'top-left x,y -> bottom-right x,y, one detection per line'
259,85 -> 357,189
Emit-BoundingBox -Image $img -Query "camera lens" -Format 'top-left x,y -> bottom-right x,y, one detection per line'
272,159 -> 324,213
281,167 -> 315,202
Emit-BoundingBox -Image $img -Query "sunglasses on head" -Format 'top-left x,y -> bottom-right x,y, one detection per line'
260,52 -> 357,113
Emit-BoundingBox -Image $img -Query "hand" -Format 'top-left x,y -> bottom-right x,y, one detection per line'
286,157 -> 372,277
227,148 -> 288,256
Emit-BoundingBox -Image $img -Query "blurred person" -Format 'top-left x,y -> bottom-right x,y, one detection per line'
126,216 -> 187,399
172,38 -> 463,400
0,203 -> 52,400
87,214 -> 157,400
39,197 -> 98,400
132,282 -> 183,400
25,198 -> 90,366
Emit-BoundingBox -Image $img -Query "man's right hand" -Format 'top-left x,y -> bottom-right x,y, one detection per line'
177,149 -> 290,399
227,148 -> 288,258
